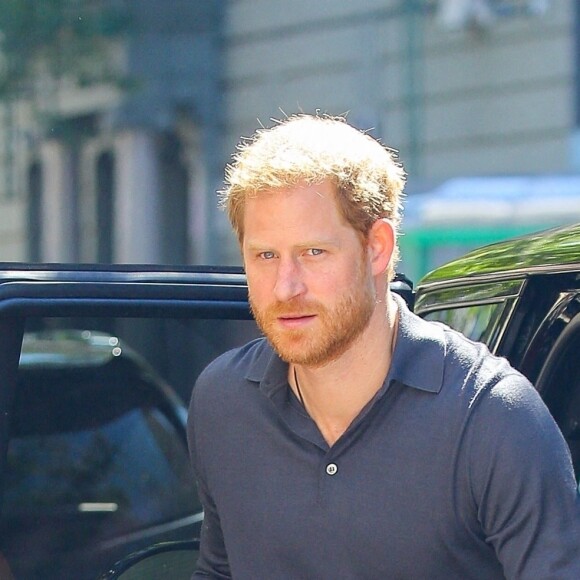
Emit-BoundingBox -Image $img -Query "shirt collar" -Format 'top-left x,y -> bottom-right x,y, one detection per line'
245,293 -> 445,396
244,339 -> 288,397
388,293 -> 444,393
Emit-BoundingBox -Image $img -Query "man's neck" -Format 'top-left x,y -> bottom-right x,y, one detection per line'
292,296 -> 399,446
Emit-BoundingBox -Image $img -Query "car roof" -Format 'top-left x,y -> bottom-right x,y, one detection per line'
0,263 -> 253,319
0,263 -> 248,284
0,263 -> 415,314
418,222 -> 580,287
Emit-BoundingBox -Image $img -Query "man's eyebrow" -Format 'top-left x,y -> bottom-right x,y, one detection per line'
296,238 -> 340,248
243,240 -> 270,251
244,238 -> 341,251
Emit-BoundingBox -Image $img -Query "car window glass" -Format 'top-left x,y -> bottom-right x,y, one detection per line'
0,315 -> 260,580
3,406 -> 197,536
415,279 -> 523,313
423,302 -> 506,345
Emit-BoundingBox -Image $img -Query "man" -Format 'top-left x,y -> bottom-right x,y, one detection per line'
188,114 -> 580,578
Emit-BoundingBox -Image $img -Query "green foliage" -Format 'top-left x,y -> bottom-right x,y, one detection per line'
0,0 -> 130,99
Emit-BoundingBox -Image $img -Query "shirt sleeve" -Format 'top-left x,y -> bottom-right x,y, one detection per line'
467,373 -> 580,579
187,378 -> 232,580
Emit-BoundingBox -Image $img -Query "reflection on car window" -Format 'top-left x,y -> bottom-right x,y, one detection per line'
424,302 -> 503,344
0,317 -> 260,579
4,407 -> 197,531
1,336 -> 200,579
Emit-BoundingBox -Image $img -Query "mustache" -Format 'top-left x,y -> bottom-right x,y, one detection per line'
250,298 -> 324,318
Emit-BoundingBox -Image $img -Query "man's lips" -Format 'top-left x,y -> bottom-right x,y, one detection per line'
277,314 -> 317,328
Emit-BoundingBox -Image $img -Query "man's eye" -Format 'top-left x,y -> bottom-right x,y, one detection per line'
307,248 -> 324,256
259,251 -> 276,260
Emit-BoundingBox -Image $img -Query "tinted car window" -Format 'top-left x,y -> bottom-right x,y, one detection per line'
1,331 -> 199,579
416,279 -> 522,349
0,317 -> 260,579
4,407 -> 196,532
424,302 -> 506,344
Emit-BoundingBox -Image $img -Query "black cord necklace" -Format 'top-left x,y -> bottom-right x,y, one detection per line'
293,366 -> 305,408
291,313 -> 399,412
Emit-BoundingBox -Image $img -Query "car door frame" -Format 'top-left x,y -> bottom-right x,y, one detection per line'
0,264 -> 252,529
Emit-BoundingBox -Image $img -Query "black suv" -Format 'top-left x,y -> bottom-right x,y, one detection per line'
413,222 -> 580,483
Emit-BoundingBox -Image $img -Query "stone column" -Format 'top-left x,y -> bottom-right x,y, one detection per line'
40,139 -> 78,262
114,129 -> 162,263
179,123 -> 208,264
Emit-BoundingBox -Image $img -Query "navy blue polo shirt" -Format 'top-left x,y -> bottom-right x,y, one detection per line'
188,298 -> 580,579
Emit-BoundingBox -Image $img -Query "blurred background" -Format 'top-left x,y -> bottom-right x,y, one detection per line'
1,0 -> 579,281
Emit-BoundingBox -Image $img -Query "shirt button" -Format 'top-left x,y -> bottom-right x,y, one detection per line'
326,463 -> 338,476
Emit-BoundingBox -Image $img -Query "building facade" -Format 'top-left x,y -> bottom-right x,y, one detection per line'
0,0 -> 575,266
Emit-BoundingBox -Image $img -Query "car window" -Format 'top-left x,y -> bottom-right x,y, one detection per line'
4,407 -> 196,533
423,299 -> 521,350
3,413 -> 197,580
416,279 -> 523,350
0,315 -> 260,580
423,302 -> 504,344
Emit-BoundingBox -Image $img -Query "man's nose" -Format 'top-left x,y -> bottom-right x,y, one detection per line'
274,258 -> 306,302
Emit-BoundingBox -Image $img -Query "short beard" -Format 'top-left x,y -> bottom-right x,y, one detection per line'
250,263 -> 376,368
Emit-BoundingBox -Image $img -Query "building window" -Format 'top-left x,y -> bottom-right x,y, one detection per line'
96,151 -> 115,263
159,133 -> 190,265
27,161 -> 43,262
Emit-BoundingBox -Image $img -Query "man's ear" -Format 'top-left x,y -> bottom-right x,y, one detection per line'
367,219 -> 395,276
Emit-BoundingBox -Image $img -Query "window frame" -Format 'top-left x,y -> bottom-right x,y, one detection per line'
414,277 -> 525,353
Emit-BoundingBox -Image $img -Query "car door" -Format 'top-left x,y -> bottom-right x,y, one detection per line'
0,264 -> 260,580
519,289 -> 580,481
